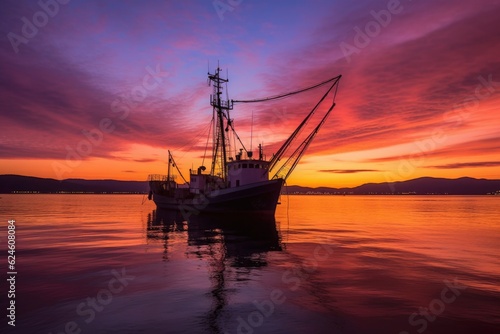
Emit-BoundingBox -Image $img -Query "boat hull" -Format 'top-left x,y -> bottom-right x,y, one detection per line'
152,178 -> 284,216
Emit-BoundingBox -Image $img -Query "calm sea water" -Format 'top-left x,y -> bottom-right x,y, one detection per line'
0,194 -> 499,334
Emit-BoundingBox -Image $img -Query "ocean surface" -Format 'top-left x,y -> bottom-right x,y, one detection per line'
0,194 -> 499,334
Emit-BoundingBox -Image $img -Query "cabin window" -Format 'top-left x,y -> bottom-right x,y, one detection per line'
242,164 -> 248,168
249,164 -> 254,168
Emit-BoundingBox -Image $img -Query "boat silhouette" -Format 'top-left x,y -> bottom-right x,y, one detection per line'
148,67 -> 341,216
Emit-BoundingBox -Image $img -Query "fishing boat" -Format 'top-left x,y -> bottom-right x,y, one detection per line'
148,67 -> 341,216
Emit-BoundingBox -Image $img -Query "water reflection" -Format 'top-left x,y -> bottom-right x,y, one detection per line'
146,209 -> 283,333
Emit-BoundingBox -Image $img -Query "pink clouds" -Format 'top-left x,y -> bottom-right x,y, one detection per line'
0,0 -> 499,183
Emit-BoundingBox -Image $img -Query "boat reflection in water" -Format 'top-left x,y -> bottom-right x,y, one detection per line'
146,209 -> 283,333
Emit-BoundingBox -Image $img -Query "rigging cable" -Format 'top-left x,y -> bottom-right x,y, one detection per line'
169,151 -> 189,185
176,117 -> 213,158
273,100 -> 336,181
285,180 -> 290,245
268,76 -> 341,172
201,116 -> 214,168
227,120 -> 248,154
271,79 -> 340,180
231,75 -> 341,104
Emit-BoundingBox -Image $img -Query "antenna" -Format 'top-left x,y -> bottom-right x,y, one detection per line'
207,60 -> 211,86
250,111 -> 254,153
226,68 -> 230,101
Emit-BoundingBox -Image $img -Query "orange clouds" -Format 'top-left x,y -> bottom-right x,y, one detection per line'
0,1 -> 499,185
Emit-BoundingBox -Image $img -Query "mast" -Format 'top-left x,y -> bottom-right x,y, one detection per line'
167,150 -> 172,190
208,67 -> 233,181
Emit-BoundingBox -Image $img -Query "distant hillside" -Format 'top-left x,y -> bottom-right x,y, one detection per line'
0,175 -> 149,194
0,175 -> 499,195
283,177 -> 500,195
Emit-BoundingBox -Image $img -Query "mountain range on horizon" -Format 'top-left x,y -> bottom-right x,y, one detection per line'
0,174 -> 499,195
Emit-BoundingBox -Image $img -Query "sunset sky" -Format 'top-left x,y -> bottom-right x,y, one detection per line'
1,0 -> 499,187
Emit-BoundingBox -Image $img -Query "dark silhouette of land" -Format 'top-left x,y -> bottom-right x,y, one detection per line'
284,177 -> 500,195
1,174 -> 499,195
0,175 -> 148,194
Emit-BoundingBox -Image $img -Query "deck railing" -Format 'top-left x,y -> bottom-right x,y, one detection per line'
147,174 -> 176,181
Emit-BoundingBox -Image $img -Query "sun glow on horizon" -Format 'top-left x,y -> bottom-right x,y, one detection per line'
1,1 -> 499,186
